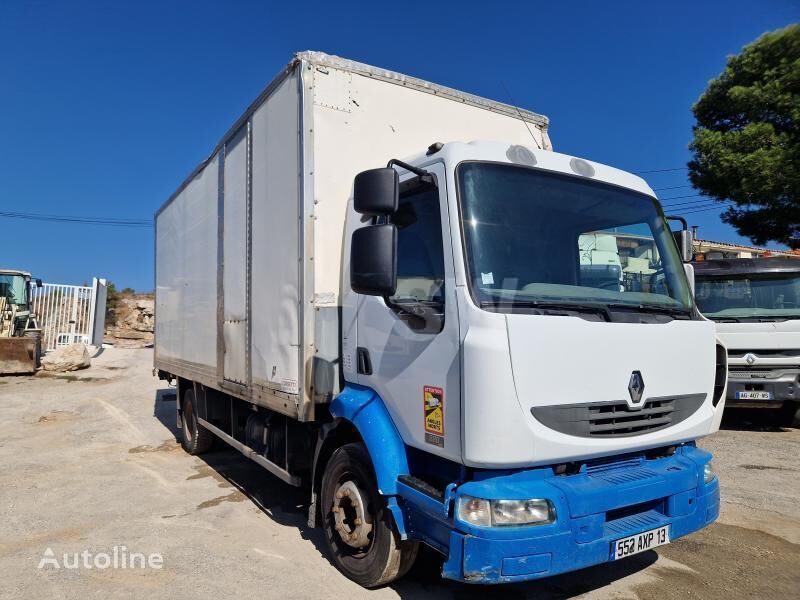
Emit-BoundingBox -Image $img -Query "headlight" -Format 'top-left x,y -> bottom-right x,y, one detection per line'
458,496 -> 555,527
457,496 -> 491,527
703,462 -> 715,484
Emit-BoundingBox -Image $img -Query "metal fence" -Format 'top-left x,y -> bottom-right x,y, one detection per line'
29,279 -> 107,352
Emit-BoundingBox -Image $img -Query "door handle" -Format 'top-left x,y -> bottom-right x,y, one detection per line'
357,347 -> 372,375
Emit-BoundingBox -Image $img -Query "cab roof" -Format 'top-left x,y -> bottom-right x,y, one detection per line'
403,141 -> 656,199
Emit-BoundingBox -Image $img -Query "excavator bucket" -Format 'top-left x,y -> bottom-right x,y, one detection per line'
0,337 -> 39,375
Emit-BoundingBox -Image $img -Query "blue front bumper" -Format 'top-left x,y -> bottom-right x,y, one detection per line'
401,445 -> 719,584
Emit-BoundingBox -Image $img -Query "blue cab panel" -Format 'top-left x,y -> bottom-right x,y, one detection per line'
438,445 -> 719,583
330,385 -> 719,584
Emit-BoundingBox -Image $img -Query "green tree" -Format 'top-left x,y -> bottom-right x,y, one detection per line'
688,24 -> 800,248
105,281 -> 119,325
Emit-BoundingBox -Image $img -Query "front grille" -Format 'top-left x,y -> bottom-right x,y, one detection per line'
729,369 -> 773,378
532,394 -> 705,438
588,398 -> 675,436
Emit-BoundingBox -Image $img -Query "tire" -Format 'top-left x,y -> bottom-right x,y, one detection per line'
777,401 -> 800,428
180,388 -> 214,455
320,443 -> 418,588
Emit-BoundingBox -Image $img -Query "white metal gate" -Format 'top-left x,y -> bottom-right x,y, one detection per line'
29,278 -> 107,352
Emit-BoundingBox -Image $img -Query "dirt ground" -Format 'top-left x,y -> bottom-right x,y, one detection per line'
0,348 -> 798,599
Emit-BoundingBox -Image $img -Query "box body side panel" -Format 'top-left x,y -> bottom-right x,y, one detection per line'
222,126 -> 249,385
155,152 -> 219,373
251,72 -> 302,396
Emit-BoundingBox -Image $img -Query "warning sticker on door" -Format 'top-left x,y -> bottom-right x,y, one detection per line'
424,386 -> 444,447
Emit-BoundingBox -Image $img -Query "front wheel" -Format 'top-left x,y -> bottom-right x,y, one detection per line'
320,443 -> 418,588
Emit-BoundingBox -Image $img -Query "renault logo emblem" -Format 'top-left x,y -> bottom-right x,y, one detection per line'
744,353 -> 756,366
628,371 -> 645,406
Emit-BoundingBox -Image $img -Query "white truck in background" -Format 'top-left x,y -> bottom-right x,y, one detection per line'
694,257 -> 800,426
154,52 -> 725,587
579,233 -> 624,291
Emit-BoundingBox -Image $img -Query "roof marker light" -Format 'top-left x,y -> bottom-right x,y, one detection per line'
506,145 -> 537,166
570,157 -> 595,177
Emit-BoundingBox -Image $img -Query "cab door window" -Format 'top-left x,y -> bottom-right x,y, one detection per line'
388,184 -> 445,332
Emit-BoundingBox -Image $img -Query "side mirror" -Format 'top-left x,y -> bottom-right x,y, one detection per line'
666,215 -> 693,263
673,229 -> 693,263
354,168 -> 398,215
350,224 -> 397,296
35,279 -> 43,288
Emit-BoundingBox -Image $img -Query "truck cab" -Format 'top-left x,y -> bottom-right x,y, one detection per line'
336,141 -> 724,583
694,257 -> 800,426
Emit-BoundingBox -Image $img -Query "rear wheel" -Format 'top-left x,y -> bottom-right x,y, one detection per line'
320,443 -> 418,588
180,388 -> 213,455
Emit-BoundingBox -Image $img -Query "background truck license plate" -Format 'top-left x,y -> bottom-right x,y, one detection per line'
736,391 -> 772,400
612,525 -> 670,560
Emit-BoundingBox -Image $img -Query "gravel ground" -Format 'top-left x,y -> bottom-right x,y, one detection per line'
0,348 -> 798,599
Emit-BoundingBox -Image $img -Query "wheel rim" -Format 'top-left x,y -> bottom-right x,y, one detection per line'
331,479 -> 374,551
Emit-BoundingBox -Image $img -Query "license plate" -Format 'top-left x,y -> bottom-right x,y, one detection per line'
611,525 -> 670,560
735,391 -> 772,400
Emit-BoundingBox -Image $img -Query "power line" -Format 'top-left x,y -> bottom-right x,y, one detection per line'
679,204 -> 735,215
0,210 -> 151,227
662,198 -> 735,210
659,193 -> 704,202
635,167 -> 689,174
661,196 -> 712,208
653,184 -> 693,192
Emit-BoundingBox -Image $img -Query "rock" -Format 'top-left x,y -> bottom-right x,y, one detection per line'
40,343 -> 91,372
104,294 -> 155,349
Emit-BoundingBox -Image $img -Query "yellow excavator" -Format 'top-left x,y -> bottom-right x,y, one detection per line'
0,269 -> 42,374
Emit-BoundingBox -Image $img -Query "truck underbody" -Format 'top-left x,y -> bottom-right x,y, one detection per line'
165,373 -> 719,584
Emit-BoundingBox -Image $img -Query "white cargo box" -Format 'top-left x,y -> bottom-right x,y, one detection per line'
155,51 -> 551,421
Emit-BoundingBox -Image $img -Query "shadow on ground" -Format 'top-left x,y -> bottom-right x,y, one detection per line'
152,388 -> 663,598
720,406 -> 797,433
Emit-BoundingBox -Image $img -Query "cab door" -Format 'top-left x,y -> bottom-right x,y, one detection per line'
356,163 -> 461,461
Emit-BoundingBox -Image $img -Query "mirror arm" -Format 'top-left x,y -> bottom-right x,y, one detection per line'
386,159 -> 429,177
665,215 -> 688,230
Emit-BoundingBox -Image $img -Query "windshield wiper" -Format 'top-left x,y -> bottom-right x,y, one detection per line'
710,314 -> 799,323
606,303 -> 692,318
480,300 -> 612,320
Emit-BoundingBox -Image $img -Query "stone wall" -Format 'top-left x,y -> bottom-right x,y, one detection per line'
104,295 -> 154,348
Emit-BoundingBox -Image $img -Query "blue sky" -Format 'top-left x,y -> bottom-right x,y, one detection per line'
1,1 -> 798,291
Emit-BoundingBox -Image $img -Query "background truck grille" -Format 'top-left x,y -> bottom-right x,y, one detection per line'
728,348 -> 800,359
531,394 -> 705,438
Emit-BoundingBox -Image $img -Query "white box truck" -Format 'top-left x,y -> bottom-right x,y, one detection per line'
155,52 -> 726,586
694,257 -> 800,426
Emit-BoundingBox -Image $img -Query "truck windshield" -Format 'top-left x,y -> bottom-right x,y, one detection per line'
695,272 -> 800,320
0,274 -> 28,306
456,162 -> 692,313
